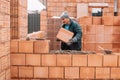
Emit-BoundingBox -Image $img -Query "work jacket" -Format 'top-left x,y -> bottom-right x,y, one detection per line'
61,19 -> 82,50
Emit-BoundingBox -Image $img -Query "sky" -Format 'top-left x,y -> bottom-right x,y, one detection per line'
27,0 -> 45,11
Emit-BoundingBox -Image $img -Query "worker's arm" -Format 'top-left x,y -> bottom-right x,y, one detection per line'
72,23 -> 82,42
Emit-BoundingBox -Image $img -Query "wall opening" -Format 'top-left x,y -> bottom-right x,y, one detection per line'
92,8 -> 102,16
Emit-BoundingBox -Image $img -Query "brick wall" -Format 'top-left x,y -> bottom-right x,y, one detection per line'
44,16 -> 120,52
40,10 -> 47,32
40,0 -> 119,51
46,0 -> 114,17
10,40 -> 120,79
10,0 -> 28,39
118,0 -> 120,15
47,0 -> 77,17
0,0 -> 10,80
79,16 -> 120,52
47,18 -> 61,50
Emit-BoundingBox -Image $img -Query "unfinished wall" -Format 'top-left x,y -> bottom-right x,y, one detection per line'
10,40 -> 120,80
10,0 -> 28,39
47,0 -> 114,17
46,16 -> 120,52
39,0 -> 120,52
79,16 -> 120,52
0,0 -> 11,80
47,0 -> 77,17
40,10 -> 47,32
47,18 -> 61,50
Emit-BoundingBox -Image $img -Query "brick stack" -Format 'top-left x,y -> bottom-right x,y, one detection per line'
10,0 -> 28,39
10,40 -> 120,79
0,0 -> 10,80
79,16 -> 120,52
47,18 -> 61,50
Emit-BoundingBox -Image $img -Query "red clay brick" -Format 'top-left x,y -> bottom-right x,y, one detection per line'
81,25 -> 87,34
96,68 -> 110,79
103,55 -> 118,67
34,40 -> 50,53
111,68 -> 120,79
80,67 -> 95,79
0,71 -> 6,80
104,26 -> 113,34
88,54 -> 102,66
83,34 -> 96,43
26,54 -> 41,66
105,0 -> 112,2
102,16 -> 113,26
112,34 -> 120,43
65,67 -> 79,79
113,43 -> 120,49
86,25 -> 96,34
96,34 -> 104,43
19,40 -> 34,53
19,66 -> 33,78
83,43 -> 96,51
57,54 -> 71,66
92,17 -> 102,25
76,0 -> 88,2
113,48 -> 120,53
0,58 -> 1,71
95,25 -> 104,35
40,10 -> 47,16
10,40 -> 19,53
1,55 -> 9,71
113,16 -> 120,26
56,28 -> 74,43
113,26 -> 120,34
11,54 -> 25,65
34,67 -> 48,78
49,67 -> 64,78
118,55 -> 120,66
72,54 -> 87,66
42,54 -> 56,66
5,68 -> 10,80
11,66 -> 18,78
79,16 -> 92,25
104,34 -> 113,43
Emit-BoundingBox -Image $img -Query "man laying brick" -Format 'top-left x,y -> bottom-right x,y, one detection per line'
58,11 -> 82,50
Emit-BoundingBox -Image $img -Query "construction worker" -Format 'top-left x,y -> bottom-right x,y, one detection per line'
60,11 -> 82,50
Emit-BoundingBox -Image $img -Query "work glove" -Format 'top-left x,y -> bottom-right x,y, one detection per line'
71,37 -> 77,42
66,38 -> 74,46
66,41 -> 72,46
66,37 -> 78,46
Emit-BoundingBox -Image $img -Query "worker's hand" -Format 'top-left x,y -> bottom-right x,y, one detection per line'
71,37 -> 77,42
66,41 -> 72,46
66,39 -> 73,46
66,37 -> 78,45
